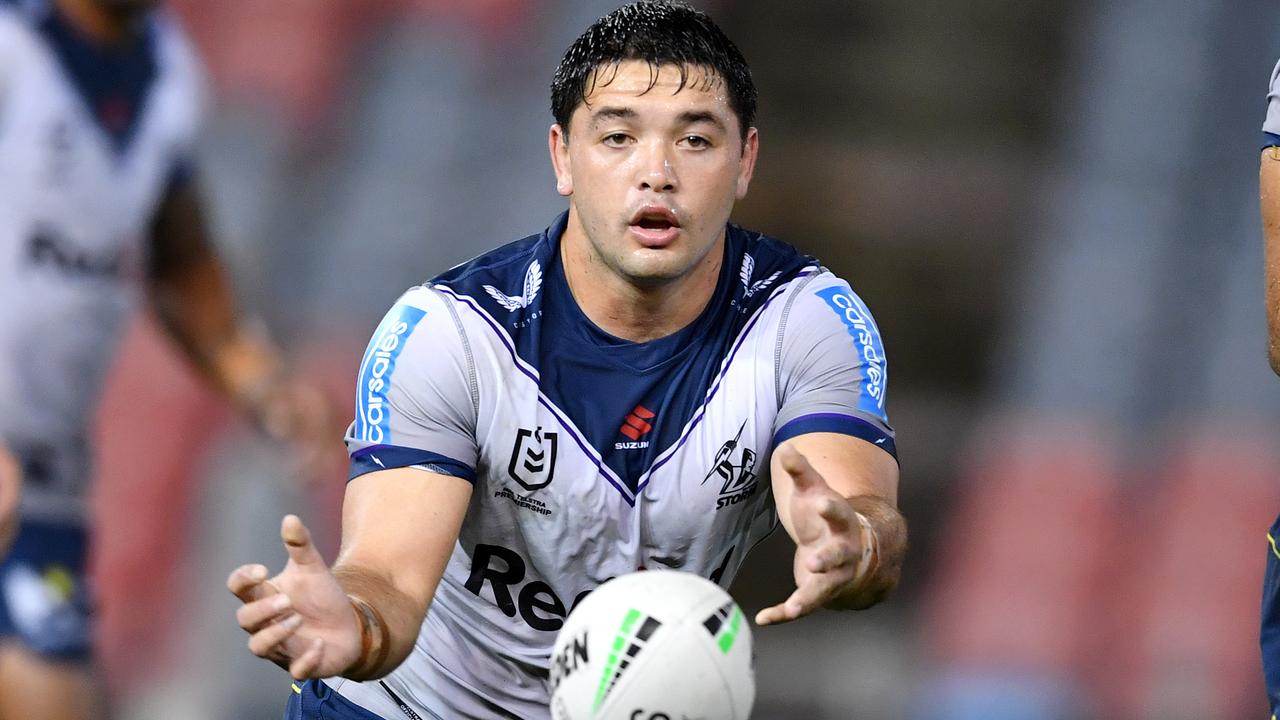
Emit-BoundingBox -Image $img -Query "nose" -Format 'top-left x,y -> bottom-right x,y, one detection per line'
637,141 -> 677,193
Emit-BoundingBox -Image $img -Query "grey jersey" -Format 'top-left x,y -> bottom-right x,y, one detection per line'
332,217 -> 896,719
0,1 -> 202,522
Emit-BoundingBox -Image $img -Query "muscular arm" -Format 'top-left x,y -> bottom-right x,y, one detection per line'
329,467 -> 473,678
147,176 -> 280,406
770,432 -> 905,612
1261,148 -> 1280,375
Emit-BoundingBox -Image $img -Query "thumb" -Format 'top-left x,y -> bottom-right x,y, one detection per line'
281,514 -> 325,568
778,444 -> 823,493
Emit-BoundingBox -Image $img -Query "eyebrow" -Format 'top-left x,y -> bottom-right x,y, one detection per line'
677,111 -> 727,130
587,107 -> 729,132
588,107 -> 638,127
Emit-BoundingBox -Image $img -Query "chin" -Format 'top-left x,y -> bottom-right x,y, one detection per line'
619,256 -> 690,287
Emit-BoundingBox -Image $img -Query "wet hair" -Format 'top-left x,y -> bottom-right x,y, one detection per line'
550,1 -> 757,141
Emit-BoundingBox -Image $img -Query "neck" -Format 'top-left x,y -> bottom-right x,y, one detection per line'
54,0 -> 138,46
560,209 -> 724,344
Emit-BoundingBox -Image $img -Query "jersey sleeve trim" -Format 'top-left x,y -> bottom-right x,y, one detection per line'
773,412 -> 898,462
1265,132 -> 1280,150
348,445 -> 476,483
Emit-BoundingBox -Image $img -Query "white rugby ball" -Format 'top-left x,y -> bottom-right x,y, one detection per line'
548,570 -> 755,720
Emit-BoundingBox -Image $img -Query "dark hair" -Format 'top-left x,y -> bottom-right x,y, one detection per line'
550,1 -> 757,140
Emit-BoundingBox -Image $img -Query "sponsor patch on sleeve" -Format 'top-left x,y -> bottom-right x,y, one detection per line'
353,303 -> 427,444
815,285 -> 887,417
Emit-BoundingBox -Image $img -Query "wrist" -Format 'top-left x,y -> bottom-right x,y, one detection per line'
342,596 -> 391,681
211,320 -> 285,411
850,510 -> 880,587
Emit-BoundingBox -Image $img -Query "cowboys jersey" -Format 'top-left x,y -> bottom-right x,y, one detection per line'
0,0 -> 202,522
330,212 -> 897,719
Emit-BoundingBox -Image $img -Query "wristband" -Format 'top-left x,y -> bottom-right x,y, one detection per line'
345,596 -> 391,680
851,511 -> 880,587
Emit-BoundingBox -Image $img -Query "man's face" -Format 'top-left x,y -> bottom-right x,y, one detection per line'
550,60 -> 758,287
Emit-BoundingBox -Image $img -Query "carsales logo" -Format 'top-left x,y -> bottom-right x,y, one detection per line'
355,304 -> 426,443
816,286 -> 885,412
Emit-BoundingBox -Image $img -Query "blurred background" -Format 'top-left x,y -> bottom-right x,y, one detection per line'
80,0 -> 1280,717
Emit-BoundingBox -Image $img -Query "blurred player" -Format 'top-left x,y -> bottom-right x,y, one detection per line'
1261,56 -> 1280,720
229,3 -> 908,718
0,0 -> 333,717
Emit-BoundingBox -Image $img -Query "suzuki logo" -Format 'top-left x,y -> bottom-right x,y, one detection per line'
620,405 -> 656,441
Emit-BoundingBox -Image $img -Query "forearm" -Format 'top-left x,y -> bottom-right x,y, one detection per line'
830,493 -> 907,610
148,176 -> 284,409
331,563 -> 430,681
1261,150 -> 1280,374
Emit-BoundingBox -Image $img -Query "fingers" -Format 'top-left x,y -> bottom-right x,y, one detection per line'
805,539 -> 857,574
777,444 -> 823,493
754,589 -> 813,626
815,496 -> 853,533
289,637 -> 326,680
754,600 -> 794,627
227,563 -> 273,603
247,613 -> 303,657
756,570 -> 841,627
281,515 -> 325,568
237,593 -> 293,632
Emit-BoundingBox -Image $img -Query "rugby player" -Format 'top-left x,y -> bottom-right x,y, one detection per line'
1261,55 -> 1280,720
0,0 -> 330,717
229,3 -> 908,718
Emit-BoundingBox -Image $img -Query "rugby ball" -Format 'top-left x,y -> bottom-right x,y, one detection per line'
549,570 -> 755,720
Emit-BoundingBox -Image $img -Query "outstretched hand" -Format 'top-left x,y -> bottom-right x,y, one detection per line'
228,515 -> 361,679
755,446 -> 878,626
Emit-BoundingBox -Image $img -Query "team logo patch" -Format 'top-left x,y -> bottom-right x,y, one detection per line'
703,421 -> 759,510
484,259 -> 543,311
508,426 -> 558,490
739,253 -> 780,298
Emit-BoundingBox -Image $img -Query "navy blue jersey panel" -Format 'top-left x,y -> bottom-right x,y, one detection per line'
433,213 -> 815,493
35,3 -> 158,154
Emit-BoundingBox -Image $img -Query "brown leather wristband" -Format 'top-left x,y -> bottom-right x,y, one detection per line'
344,596 -> 391,680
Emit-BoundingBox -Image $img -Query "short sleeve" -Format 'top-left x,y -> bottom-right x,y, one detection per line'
772,272 -> 896,461
344,286 -> 479,482
1263,57 -> 1280,145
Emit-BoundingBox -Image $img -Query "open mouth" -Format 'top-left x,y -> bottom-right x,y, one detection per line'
628,206 -> 681,246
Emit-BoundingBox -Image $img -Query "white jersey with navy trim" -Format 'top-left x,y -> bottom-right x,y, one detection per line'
333,213 -> 896,719
1264,57 -> 1280,141
0,0 -> 203,522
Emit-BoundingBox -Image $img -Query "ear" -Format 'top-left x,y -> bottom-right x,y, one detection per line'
549,124 -> 573,197
735,127 -> 759,200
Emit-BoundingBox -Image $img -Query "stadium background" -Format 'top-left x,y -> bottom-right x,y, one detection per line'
79,0 -> 1280,717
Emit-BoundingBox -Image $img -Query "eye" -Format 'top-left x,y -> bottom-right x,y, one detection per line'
602,133 -> 631,147
680,135 -> 711,149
